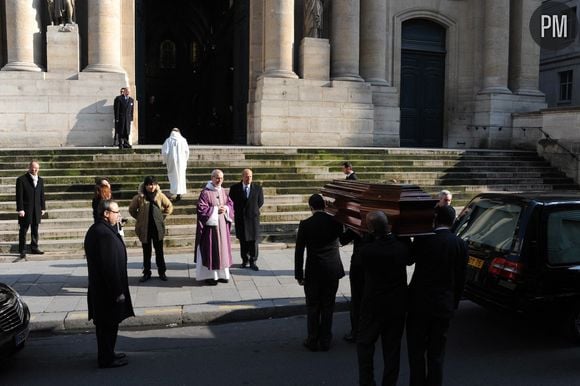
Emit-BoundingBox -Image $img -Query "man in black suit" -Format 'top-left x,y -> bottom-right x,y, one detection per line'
85,200 -> 134,368
357,211 -> 411,386
295,194 -> 345,351
114,87 -> 134,149
16,160 -> 46,259
406,205 -> 468,386
229,169 -> 264,271
342,161 -> 357,180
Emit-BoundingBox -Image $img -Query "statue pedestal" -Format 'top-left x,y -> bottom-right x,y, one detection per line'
47,25 -> 79,73
299,38 -> 330,80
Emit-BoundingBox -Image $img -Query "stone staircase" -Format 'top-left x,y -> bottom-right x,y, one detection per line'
0,146 -> 578,260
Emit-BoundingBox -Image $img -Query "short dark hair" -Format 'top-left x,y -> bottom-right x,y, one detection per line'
97,199 -> 115,218
143,176 -> 157,185
308,194 -> 325,210
366,211 -> 389,235
434,205 -> 456,226
342,161 -> 352,168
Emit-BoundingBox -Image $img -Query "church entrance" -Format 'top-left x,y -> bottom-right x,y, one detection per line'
135,0 -> 248,144
400,19 -> 446,148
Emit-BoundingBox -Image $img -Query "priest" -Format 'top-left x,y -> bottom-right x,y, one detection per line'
194,169 -> 235,285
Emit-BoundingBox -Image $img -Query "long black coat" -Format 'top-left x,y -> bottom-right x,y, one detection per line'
15,173 -> 45,225
229,181 -> 264,241
409,228 -> 468,319
113,95 -> 134,137
295,211 -> 345,282
360,234 -> 411,318
84,220 -> 134,326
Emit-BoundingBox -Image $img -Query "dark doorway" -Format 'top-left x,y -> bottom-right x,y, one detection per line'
400,19 -> 446,148
135,0 -> 248,144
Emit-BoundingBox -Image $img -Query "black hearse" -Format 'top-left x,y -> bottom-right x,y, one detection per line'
454,192 -> 580,342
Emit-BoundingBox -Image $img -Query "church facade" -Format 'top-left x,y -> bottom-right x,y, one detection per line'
0,0 -> 553,149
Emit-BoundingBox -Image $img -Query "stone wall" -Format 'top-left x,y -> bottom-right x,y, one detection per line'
0,71 -> 128,147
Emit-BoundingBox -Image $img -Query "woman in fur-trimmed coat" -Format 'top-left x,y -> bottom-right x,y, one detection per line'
128,176 -> 173,282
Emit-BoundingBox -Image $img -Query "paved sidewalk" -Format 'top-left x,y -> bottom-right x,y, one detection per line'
1,246 -> 359,332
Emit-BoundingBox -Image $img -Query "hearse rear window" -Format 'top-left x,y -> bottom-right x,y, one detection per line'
456,199 -> 522,252
547,210 -> 580,265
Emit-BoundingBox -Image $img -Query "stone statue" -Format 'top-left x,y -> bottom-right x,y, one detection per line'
304,0 -> 323,38
47,0 -> 75,25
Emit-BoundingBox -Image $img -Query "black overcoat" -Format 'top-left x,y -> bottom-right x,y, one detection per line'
113,95 -> 134,137
229,181 -> 264,241
84,220 -> 134,326
295,211 -> 345,282
15,173 -> 45,225
409,228 -> 468,318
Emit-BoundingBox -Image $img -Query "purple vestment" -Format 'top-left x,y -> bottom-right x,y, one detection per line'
195,183 -> 234,272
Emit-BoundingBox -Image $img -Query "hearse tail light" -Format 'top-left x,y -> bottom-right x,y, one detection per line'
488,257 -> 524,281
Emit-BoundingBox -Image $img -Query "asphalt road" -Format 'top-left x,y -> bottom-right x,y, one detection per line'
2,302 -> 580,386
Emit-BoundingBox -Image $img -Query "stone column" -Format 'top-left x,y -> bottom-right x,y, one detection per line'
479,0 -> 511,94
360,0 -> 388,85
83,0 -> 125,73
331,0 -> 363,81
509,0 -> 544,95
1,0 -> 42,71
262,0 -> 298,78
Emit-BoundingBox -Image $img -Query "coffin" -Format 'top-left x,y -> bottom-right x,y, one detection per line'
320,180 -> 438,236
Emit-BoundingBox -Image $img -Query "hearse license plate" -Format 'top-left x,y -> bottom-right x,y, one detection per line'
14,328 -> 28,346
468,256 -> 484,269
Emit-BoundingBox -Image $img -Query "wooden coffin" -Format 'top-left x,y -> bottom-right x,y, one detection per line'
320,180 -> 438,236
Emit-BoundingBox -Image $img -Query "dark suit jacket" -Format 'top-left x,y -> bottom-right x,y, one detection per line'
409,228 -> 468,318
113,95 -> 134,135
84,220 -> 134,326
295,211 -> 345,282
346,172 -> 357,180
15,173 -> 45,225
360,234 -> 411,318
229,181 -> 264,241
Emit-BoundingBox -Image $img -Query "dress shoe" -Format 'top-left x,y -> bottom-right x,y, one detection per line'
98,358 -> 128,368
175,194 -> 181,202
18,251 -> 26,259
303,339 -> 318,352
159,273 -> 168,281
30,248 -> 44,255
205,279 -> 218,286
250,262 -> 259,271
343,332 -> 355,343
118,143 -> 123,150
114,352 -> 126,359
241,261 -> 249,268
139,273 -> 151,283
217,278 -> 229,284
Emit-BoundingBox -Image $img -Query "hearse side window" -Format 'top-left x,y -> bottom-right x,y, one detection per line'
456,199 -> 522,252
547,210 -> 580,265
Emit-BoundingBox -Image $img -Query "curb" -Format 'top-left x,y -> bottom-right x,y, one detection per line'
29,297 -> 350,333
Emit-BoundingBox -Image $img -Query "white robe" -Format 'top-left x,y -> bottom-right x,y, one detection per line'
162,132 -> 190,195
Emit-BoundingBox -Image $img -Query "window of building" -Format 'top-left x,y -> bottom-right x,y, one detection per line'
160,40 -> 176,69
559,70 -> 573,103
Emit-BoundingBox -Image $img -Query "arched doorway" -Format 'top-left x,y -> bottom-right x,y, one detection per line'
400,19 -> 446,148
135,0 -> 248,144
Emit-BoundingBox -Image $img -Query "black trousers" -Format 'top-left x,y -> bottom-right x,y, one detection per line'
239,239 -> 259,263
357,312 -> 406,386
348,264 -> 365,337
304,278 -> 339,345
96,323 -> 119,366
18,222 -> 39,252
406,313 -> 451,386
142,233 -> 165,275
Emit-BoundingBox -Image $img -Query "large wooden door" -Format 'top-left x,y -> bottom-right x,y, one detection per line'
400,19 -> 446,148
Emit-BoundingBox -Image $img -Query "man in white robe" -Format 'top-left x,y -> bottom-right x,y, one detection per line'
161,128 -> 190,201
